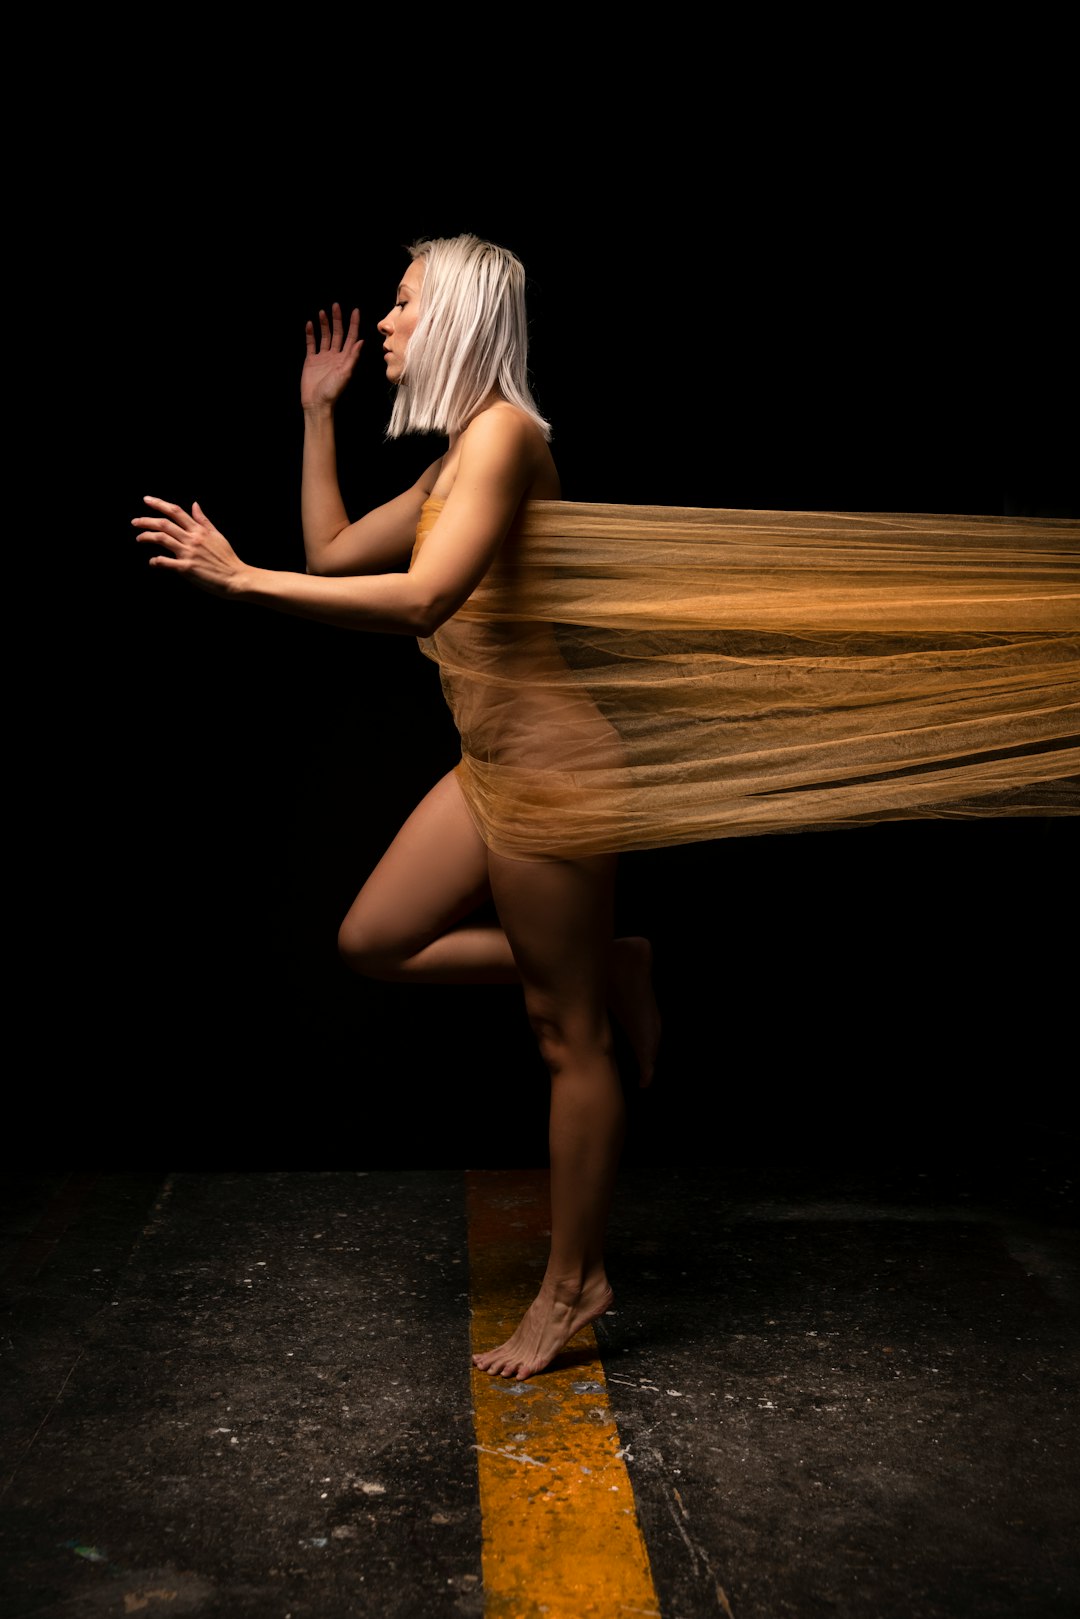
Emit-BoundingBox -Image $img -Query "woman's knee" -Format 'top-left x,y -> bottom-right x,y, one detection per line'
522,991 -> 612,1074
337,911 -> 405,980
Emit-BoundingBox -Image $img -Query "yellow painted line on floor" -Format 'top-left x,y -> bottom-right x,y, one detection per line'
466,1169 -> 661,1619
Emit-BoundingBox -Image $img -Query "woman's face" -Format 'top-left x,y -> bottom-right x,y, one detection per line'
377,259 -> 424,382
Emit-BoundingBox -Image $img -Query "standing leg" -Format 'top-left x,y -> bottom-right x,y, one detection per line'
338,772 -> 659,1379
472,850 -> 630,1379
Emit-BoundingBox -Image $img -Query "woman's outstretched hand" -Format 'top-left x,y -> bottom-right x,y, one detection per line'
132,497 -> 247,597
301,302 -> 363,412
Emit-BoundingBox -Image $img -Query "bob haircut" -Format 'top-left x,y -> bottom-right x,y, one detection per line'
388,234 -> 551,442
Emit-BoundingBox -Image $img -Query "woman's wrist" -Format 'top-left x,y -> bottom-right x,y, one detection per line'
227,564 -> 262,601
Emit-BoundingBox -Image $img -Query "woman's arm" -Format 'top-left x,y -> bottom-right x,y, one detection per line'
133,406 -> 544,637
299,302 -> 441,576
304,466 -> 440,577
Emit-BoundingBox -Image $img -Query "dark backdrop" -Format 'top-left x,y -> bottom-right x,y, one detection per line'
89,107 -> 1075,1172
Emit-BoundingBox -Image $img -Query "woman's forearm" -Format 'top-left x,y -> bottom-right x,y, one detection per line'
301,405 -> 351,567
233,563 -> 438,637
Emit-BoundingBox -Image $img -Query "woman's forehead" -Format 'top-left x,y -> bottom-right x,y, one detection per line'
400,259 -> 425,294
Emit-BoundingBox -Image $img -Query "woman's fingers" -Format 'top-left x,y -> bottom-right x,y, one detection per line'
132,524 -> 181,556
132,496 -> 236,590
304,304 -> 362,361
141,495 -> 196,524
331,303 -> 363,354
131,496 -> 203,549
131,517 -> 183,550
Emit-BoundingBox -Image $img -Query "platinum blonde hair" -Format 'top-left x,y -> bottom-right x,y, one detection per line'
387,235 -> 551,441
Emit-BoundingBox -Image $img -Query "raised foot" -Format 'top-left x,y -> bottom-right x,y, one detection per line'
610,935 -> 662,1087
472,1276 -> 615,1381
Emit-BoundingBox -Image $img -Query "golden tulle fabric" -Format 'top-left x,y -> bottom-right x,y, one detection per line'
411,498 -> 1080,859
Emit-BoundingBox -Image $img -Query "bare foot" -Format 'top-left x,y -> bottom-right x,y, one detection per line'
609,935 -> 662,1087
472,1274 -> 615,1380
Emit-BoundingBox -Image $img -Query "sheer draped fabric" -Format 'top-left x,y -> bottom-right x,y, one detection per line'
412,498 -> 1079,860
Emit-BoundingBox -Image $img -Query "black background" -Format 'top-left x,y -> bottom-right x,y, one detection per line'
75,55 -> 1076,1172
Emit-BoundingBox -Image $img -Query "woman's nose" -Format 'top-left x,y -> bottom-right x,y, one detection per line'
377,311 -> 393,335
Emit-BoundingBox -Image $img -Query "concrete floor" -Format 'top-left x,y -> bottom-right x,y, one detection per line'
2,1162 -> 1077,1618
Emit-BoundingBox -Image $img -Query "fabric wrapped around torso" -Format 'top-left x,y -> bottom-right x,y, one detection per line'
410,498 -> 1080,859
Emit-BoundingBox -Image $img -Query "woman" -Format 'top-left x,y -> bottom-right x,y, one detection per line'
133,234 -> 662,1382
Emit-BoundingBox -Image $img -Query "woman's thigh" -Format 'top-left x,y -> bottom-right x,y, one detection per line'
340,769 -> 492,962
487,849 -> 617,1015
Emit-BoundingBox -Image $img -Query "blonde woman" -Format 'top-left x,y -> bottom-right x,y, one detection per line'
134,234 -> 662,1381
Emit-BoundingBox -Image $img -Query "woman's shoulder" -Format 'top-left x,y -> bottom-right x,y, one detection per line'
459,402 -> 560,498
461,399 -> 547,451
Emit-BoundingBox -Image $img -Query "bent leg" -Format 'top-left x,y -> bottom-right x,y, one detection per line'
338,771 -> 661,1074
472,850 -> 626,1379
338,770 -> 518,983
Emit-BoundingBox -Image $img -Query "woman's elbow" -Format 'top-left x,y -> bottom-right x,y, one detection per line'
409,596 -> 455,637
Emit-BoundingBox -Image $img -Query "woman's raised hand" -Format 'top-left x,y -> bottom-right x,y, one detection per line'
301,302 -> 363,412
132,498 -> 247,596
